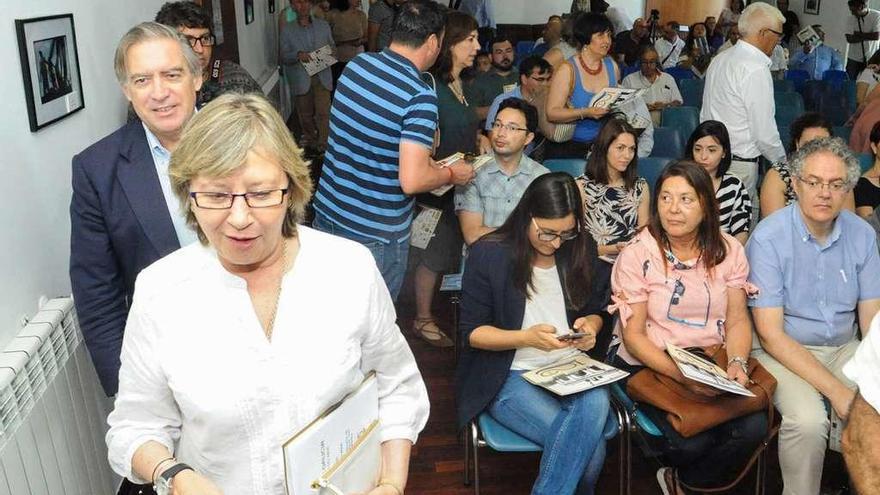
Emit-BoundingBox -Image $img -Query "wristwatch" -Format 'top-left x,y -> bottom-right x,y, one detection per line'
155,462 -> 193,495
728,356 -> 750,377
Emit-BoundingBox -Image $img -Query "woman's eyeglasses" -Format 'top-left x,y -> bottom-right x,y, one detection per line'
532,218 -> 579,242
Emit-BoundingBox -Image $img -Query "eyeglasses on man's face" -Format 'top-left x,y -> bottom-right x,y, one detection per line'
528,73 -> 552,83
184,34 -> 216,48
763,27 -> 784,38
532,218 -> 579,242
795,176 -> 849,194
190,188 -> 288,209
491,121 -> 529,133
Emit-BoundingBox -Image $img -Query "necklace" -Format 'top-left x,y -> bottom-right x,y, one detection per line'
448,78 -> 468,106
263,242 -> 290,341
578,53 -> 603,76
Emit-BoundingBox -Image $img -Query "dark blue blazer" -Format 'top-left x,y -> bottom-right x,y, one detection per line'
454,238 -> 612,430
69,120 -> 181,396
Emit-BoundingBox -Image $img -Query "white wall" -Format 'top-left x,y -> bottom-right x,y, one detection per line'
0,0 -> 167,350
494,0 -> 646,26
234,0 -> 282,88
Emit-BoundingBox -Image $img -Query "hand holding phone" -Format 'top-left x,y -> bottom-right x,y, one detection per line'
557,332 -> 587,341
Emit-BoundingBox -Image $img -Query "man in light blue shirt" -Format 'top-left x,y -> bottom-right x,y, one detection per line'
746,137 -> 880,495
457,98 -> 549,245
789,25 -> 845,80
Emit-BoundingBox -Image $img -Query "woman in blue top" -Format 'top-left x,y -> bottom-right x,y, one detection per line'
455,173 -> 612,495
546,13 -> 619,159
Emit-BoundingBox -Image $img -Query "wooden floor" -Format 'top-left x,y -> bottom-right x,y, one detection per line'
395,291 -> 853,495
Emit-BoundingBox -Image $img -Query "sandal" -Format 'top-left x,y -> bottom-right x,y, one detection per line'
412,318 -> 454,348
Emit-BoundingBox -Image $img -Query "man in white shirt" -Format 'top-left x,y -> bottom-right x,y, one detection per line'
846,0 -> 880,79
843,319 -> 880,494
622,45 -> 682,126
701,3 -> 786,224
716,24 -> 740,54
654,21 -> 685,69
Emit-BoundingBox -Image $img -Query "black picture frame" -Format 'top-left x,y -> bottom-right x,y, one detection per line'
269,0 -> 276,14
15,14 -> 84,132
245,0 -> 255,24
804,0 -> 820,15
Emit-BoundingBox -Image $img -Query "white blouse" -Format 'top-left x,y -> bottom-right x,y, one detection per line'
106,226 -> 430,494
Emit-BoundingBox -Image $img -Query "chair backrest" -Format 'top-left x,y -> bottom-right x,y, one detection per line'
773,79 -> 795,93
778,125 -> 791,152
801,80 -> 829,111
681,85 -> 703,108
679,78 -> 704,93
844,81 -> 858,114
665,67 -> 694,82
515,40 -> 535,55
859,152 -> 874,173
774,105 -> 801,128
822,69 -> 849,91
785,69 -> 810,92
543,158 -> 586,177
621,64 -> 640,79
650,128 -> 684,160
819,98 -> 851,126
660,106 -> 700,141
639,156 -> 672,189
774,91 -> 805,114
833,125 -> 852,144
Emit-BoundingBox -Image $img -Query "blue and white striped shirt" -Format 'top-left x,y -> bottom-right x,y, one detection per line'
313,49 -> 438,243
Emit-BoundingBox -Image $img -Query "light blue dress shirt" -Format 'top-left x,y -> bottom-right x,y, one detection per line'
790,45 -> 845,80
143,124 -> 199,247
746,204 -> 880,346
458,0 -> 495,29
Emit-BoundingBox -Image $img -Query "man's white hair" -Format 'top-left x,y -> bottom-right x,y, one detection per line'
738,2 -> 785,37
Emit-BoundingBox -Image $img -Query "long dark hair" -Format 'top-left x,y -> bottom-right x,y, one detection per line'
647,160 -> 728,273
585,118 -> 639,190
685,120 -> 732,178
487,173 -> 595,309
430,11 -> 478,84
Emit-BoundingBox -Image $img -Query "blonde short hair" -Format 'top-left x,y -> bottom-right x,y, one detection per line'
114,22 -> 201,85
169,93 -> 313,244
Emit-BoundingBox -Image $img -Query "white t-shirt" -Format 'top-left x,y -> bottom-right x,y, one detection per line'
510,265 -> 580,370
621,71 -> 683,106
844,313 -> 880,412
655,37 -> 686,69
857,67 -> 880,96
847,9 -> 880,62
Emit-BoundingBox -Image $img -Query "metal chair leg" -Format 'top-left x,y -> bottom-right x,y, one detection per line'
471,422 -> 481,495
613,403 -> 628,495
463,425 -> 471,486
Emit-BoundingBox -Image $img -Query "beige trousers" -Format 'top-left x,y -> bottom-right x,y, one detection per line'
294,76 -> 331,148
753,340 -> 859,495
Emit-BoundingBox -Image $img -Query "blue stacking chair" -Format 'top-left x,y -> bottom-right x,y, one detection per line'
785,69 -> 810,92
544,158 -> 587,177
773,79 -> 795,93
516,40 -> 535,55
661,106 -> 700,141
819,94 -> 851,126
859,153 -> 874,173
801,80 -> 829,111
844,81 -> 858,114
681,85 -> 703,108
610,383 -> 768,495
775,105 -> 801,128
774,91 -> 805,115
679,78 -> 704,94
621,64 -> 640,79
638,156 -> 671,190
651,127 -> 684,159
822,69 -> 849,91
464,409 -> 626,495
833,125 -> 852,144
778,126 -> 791,151
665,67 -> 694,83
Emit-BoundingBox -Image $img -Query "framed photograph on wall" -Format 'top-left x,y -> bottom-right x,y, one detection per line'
15,14 -> 84,132
804,0 -> 820,15
245,0 -> 255,24
269,0 -> 276,14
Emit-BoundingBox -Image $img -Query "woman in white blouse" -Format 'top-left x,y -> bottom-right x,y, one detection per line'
105,93 -> 429,495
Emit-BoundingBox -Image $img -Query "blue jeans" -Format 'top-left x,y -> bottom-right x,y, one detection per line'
311,212 -> 409,301
487,370 -> 610,495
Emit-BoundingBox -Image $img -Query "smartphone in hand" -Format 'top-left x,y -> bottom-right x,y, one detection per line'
557,332 -> 587,341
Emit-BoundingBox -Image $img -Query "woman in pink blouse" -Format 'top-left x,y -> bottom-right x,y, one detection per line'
608,161 -> 767,495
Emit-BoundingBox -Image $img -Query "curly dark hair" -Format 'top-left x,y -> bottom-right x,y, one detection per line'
155,1 -> 211,31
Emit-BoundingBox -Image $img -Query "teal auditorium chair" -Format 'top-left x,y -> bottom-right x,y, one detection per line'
859,153 -> 874,173
785,69 -> 810,92
775,105 -> 801,128
681,85 -> 703,108
638,156 -> 671,190
833,126 -> 852,144
464,409 -> 626,495
661,106 -> 700,142
679,78 -> 704,94
822,69 -> 849,91
819,93 -> 851,126
774,91 -> 805,115
544,158 -> 586,177
773,79 -> 795,93
665,67 -> 693,83
651,128 -> 684,159
610,382 -> 769,495
777,126 -> 791,151
622,64 -> 640,79
801,80 -> 829,111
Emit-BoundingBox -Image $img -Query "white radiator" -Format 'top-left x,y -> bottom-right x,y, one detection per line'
0,297 -> 118,495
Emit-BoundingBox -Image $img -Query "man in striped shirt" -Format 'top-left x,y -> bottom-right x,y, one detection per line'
312,0 -> 475,300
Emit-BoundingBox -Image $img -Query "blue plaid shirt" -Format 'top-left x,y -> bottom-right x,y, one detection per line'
454,153 -> 549,228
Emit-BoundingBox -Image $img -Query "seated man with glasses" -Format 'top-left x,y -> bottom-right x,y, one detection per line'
484,56 -> 553,159
746,137 -> 880,495
621,45 -> 682,127
457,98 -> 549,246
155,1 -> 261,108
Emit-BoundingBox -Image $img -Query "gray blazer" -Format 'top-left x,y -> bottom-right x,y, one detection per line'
280,17 -> 335,95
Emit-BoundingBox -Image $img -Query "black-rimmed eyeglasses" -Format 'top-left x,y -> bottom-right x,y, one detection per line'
184,34 -> 216,48
190,189 -> 288,209
532,218 -> 579,242
491,122 -> 529,133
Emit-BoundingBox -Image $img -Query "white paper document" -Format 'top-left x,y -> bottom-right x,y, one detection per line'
522,355 -> 629,396
666,343 -> 755,397
283,373 -> 379,495
303,45 -> 337,76
589,87 -> 646,109
410,205 -> 443,249
430,153 -> 494,196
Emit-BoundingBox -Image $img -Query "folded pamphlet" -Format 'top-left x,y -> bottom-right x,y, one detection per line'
665,343 -> 755,397
522,355 -> 628,396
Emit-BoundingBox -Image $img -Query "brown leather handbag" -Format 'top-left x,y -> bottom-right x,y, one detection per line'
626,345 -> 777,438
